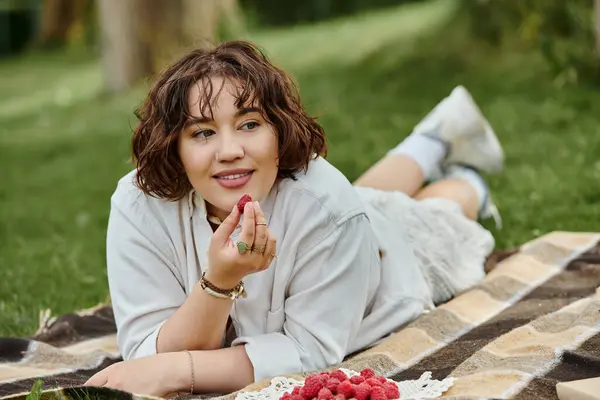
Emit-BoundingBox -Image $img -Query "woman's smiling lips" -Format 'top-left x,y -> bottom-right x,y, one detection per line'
213,169 -> 254,189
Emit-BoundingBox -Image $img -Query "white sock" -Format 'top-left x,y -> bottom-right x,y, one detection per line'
444,165 -> 488,213
387,134 -> 447,180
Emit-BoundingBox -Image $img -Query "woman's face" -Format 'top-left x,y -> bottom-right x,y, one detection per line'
178,77 -> 279,221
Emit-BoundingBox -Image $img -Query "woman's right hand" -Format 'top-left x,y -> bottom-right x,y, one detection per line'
205,201 -> 277,289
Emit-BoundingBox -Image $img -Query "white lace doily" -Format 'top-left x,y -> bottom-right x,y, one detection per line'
236,369 -> 455,400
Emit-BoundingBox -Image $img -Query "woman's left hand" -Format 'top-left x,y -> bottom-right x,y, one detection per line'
84,353 -> 189,397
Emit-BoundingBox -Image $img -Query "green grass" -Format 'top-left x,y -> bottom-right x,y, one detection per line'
1,0 -> 600,337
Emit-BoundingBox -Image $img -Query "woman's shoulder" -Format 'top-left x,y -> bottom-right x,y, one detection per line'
271,157 -> 373,262
110,169 -> 187,221
111,169 -> 150,208
277,157 -> 366,222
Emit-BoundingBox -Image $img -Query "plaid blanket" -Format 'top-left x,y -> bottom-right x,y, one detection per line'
1,231 -> 599,400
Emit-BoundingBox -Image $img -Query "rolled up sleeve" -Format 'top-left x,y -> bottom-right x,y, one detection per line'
233,333 -> 302,380
233,213 -> 379,382
107,193 -> 185,360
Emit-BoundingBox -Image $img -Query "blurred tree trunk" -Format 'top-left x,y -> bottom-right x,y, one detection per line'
38,0 -> 87,48
97,0 -> 153,92
97,0 -> 243,93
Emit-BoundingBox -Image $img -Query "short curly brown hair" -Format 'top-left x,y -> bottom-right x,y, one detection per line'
132,40 -> 327,201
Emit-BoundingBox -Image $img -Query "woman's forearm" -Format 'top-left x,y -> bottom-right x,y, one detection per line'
168,346 -> 255,394
157,281 -> 233,353
190,346 -> 255,394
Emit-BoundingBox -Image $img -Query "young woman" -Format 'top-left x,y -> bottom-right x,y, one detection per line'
85,40 -> 503,397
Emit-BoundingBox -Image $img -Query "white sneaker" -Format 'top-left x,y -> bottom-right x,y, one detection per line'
412,86 -> 504,174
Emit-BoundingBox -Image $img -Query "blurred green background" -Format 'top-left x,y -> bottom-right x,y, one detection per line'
1,0 -> 600,337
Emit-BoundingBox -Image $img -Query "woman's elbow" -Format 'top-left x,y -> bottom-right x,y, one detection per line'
300,343 -> 346,373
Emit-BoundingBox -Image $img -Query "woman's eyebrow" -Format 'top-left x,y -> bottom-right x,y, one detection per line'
185,107 -> 262,128
235,107 -> 262,117
185,116 -> 212,127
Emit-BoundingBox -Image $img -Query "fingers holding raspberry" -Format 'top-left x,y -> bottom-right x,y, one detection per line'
207,195 -> 277,287
252,201 -> 269,251
238,201 -> 256,252
243,201 -> 276,272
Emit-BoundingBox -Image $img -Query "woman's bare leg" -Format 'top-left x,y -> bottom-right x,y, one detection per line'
414,179 -> 479,220
354,128 -> 447,196
352,136 -> 481,216
353,154 -> 426,197
354,85 -> 504,222
354,155 -> 480,219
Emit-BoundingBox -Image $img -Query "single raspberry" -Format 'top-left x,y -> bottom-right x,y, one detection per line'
366,378 -> 383,387
292,387 -> 301,396
336,380 -> 354,398
353,383 -> 371,400
333,395 -> 345,400
329,370 -> 348,382
317,388 -> 333,400
370,386 -> 387,400
291,395 -> 304,400
349,376 -> 365,385
376,376 -> 387,384
359,369 -> 376,379
237,194 -> 252,214
318,373 -> 330,385
300,375 -> 325,399
382,382 -> 400,399
307,374 -> 325,384
280,393 -> 291,400
326,378 -> 340,393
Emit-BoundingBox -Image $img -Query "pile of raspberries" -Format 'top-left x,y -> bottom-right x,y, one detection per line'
280,369 -> 400,400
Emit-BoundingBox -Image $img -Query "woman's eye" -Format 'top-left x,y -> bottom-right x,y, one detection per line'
241,121 -> 259,131
193,129 -> 214,139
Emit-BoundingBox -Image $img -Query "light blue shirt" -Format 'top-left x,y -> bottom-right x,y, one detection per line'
106,157 -> 432,382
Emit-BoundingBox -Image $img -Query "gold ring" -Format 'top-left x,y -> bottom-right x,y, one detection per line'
237,241 -> 250,255
252,245 -> 266,254
256,222 -> 267,226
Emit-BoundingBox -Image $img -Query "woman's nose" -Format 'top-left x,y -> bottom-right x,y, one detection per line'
216,132 -> 244,161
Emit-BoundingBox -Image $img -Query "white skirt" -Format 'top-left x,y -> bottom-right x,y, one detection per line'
355,186 -> 495,305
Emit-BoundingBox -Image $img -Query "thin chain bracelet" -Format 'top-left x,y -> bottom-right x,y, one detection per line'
185,350 -> 195,394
